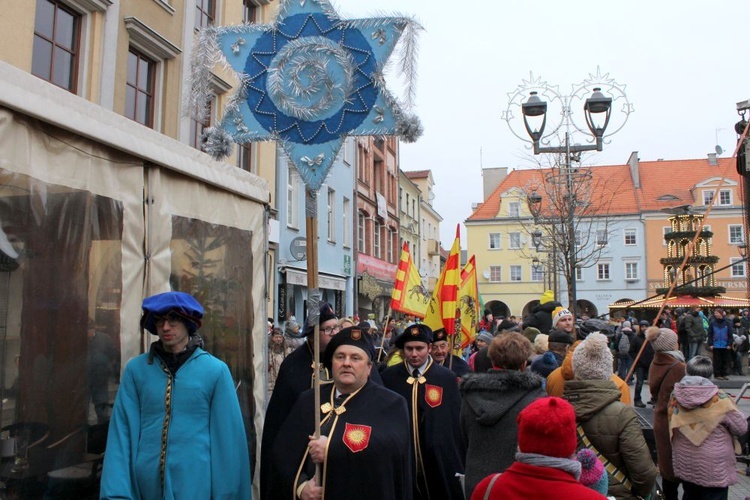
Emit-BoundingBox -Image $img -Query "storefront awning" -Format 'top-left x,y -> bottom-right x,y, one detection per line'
610,294 -> 750,310
283,267 -> 347,291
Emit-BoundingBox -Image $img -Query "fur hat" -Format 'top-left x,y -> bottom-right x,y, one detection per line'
572,332 -> 613,380
646,326 -> 678,352
141,291 -> 204,335
322,326 -> 375,369
302,302 -> 337,337
540,290 -> 555,305
552,307 -> 573,328
517,397 -> 577,458
577,448 -> 609,495
395,323 -> 433,348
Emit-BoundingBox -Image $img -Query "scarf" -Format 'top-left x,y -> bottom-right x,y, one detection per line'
515,452 -> 582,480
669,390 -> 738,446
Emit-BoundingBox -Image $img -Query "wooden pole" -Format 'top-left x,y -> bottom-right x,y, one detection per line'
305,188 -> 322,484
377,309 -> 392,363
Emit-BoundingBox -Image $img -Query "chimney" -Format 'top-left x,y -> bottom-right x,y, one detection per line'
482,167 -> 508,201
627,151 -> 640,189
707,153 -> 718,166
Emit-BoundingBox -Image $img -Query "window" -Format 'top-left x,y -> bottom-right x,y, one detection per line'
387,228 -> 395,263
596,229 -> 608,246
531,265 -> 544,282
373,220 -> 382,259
286,168 -> 299,228
32,0 -> 81,92
719,190 -> 732,206
237,143 -> 253,172
731,258 -> 747,278
508,202 -> 520,218
195,0 -> 215,29
342,138 -> 354,166
125,48 -> 155,127
327,188 -> 335,242
729,224 -> 745,244
243,0 -> 258,23
489,233 -> 501,250
576,266 -> 583,281
190,98 -> 213,150
509,232 -> 521,249
357,212 -> 366,251
489,266 -> 502,282
597,263 -> 610,280
510,265 -> 522,282
625,262 -> 639,280
575,230 -> 582,246
624,228 -> 636,246
704,189 -> 732,206
343,198 -> 350,247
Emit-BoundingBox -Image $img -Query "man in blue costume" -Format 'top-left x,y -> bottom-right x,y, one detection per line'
271,325 -> 413,499
260,302 -> 383,499
381,324 -> 465,500
100,291 -> 251,499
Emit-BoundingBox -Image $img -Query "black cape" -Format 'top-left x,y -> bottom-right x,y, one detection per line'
381,359 -> 465,500
271,380 -> 413,500
435,354 -> 470,378
260,341 -> 383,499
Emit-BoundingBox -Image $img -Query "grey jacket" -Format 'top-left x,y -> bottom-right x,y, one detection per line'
681,313 -> 706,343
459,369 -> 544,499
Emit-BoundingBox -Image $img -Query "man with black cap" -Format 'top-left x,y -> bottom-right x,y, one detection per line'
381,323 -> 465,499
271,326 -> 413,499
101,291 -> 251,499
261,302 -> 383,499
430,328 -> 470,377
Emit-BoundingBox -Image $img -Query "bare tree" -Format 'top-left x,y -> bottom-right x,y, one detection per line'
516,154 -> 624,313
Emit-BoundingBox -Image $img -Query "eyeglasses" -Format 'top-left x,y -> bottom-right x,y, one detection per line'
154,313 -> 183,328
321,325 -> 341,336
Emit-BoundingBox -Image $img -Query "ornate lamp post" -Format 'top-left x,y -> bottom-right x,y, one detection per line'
504,70 -> 632,313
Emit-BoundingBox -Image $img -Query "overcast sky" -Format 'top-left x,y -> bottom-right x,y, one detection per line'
333,0 -> 749,248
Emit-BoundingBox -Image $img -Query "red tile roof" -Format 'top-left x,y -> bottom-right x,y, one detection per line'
467,156 -> 741,222
404,170 -> 430,179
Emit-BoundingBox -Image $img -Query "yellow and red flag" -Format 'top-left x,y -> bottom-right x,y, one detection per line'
390,242 -> 428,318
458,255 -> 480,348
423,225 -> 461,335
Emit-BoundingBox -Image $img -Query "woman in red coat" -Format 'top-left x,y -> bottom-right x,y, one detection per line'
471,397 -> 605,500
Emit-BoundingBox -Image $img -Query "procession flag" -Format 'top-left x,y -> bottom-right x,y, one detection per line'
423,225 -> 461,335
458,255 -> 480,348
390,243 -> 429,318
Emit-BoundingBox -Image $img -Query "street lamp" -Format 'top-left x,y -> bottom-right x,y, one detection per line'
504,70 -> 632,314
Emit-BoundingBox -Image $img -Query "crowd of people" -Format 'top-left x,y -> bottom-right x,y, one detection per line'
261,292 -> 750,499
96,289 -> 750,499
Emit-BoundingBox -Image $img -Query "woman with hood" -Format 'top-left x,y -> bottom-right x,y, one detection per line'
669,355 -> 747,500
563,333 -> 656,499
460,332 -> 545,499
647,326 -> 686,500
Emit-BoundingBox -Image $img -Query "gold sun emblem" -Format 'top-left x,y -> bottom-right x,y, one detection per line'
347,428 -> 366,444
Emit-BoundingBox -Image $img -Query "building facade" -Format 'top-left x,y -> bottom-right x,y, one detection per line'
404,170 -> 442,293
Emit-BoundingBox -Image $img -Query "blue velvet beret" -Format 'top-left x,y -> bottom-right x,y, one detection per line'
141,291 -> 204,335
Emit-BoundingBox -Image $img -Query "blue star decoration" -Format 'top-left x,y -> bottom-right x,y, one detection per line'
200,0 -> 422,191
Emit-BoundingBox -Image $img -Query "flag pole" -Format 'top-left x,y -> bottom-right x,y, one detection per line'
305,188 -> 322,484
378,309 -> 392,363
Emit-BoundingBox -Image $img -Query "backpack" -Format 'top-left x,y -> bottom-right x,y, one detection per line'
618,332 -> 630,355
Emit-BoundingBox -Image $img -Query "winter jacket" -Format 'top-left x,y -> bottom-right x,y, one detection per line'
470,461 -> 607,500
563,380 -> 657,499
546,340 -> 631,404
460,369 -> 545,499
628,332 -> 654,370
669,376 -> 747,488
523,300 -> 562,335
648,351 -> 686,481
681,313 -> 706,343
708,316 -> 734,349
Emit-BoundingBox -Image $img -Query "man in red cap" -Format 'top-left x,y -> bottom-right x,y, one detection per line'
272,326 -> 413,499
101,291 -> 250,499
381,323 -> 465,499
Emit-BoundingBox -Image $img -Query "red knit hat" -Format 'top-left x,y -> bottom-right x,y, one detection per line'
516,397 -> 577,458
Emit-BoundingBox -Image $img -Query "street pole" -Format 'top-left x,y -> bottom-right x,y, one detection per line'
564,133 -> 577,314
